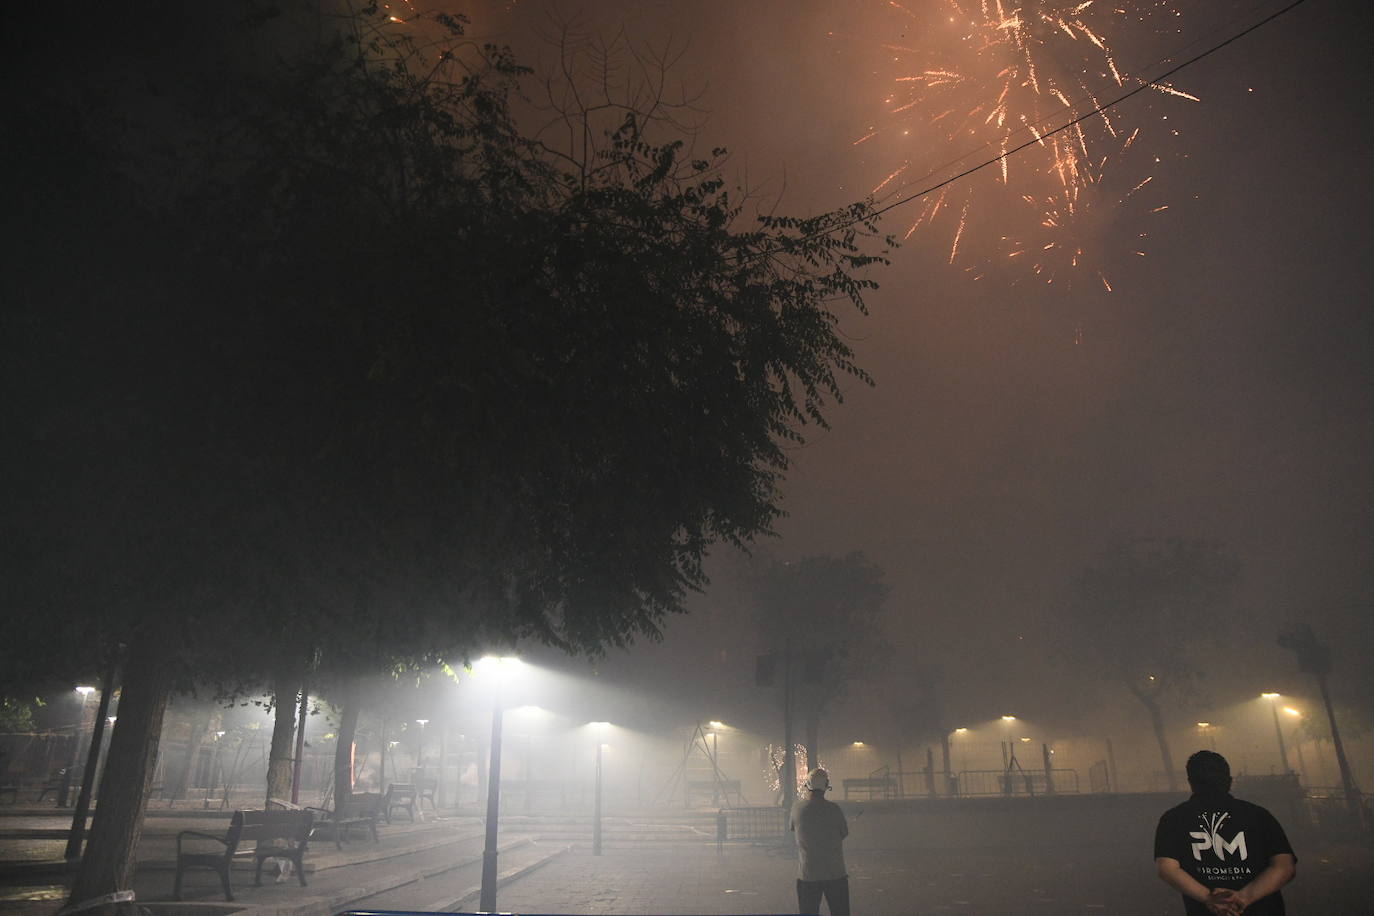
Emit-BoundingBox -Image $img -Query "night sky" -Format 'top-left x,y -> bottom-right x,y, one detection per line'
484,0 -> 1374,746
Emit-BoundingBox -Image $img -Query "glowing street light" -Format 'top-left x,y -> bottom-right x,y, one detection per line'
474,656 -> 523,914
1260,693 -> 1292,774
58,687 -> 97,808
588,722 -> 611,856
63,673 -> 117,861
415,719 -> 430,775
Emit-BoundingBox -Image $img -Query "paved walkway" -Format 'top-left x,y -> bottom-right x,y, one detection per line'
482,844 -> 799,916
3,805 -> 1370,915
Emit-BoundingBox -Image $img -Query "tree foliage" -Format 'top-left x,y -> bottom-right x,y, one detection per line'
749,552 -> 892,715
3,5 -> 892,897
3,3 -> 891,695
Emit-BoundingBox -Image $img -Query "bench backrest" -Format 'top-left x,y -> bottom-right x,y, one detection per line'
341,792 -> 383,817
241,809 -> 314,846
387,783 -> 417,802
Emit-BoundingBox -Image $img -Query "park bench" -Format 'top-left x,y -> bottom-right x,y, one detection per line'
383,783 -> 418,823
843,775 -> 897,800
173,808 -> 314,901
36,771 -> 67,803
307,791 -> 384,849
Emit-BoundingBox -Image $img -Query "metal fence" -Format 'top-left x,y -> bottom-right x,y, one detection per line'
721,805 -> 787,841
956,768 -> 1080,797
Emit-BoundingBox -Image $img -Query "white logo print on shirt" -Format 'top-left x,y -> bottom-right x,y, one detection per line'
1189,811 -> 1248,861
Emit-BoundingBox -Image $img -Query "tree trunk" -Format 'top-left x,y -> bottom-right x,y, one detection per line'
67,639 -> 171,912
333,680 -> 360,808
266,669 -> 299,805
1142,694 -> 1177,792
168,707 -> 213,802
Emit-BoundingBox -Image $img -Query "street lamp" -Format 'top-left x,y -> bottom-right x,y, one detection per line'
475,655 -> 523,914
1261,693 -> 1291,774
707,721 -> 725,766
589,722 -> 610,856
1281,707 -> 1309,785
1196,722 -> 1216,751
415,719 -> 430,776
57,687 -> 96,807
205,731 -> 226,809
950,728 -> 968,795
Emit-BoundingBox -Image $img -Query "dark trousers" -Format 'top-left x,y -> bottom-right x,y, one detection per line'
797,876 -> 850,916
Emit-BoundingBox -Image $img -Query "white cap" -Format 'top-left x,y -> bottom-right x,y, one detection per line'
804,768 -> 830,792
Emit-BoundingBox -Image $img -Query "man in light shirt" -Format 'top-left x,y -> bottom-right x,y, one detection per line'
789,767 -> 850,916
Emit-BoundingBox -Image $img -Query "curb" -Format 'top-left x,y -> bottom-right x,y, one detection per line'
229,837 -> 535,916
437,843 -> 572,912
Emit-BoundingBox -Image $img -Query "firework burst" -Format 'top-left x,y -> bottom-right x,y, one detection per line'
859,0 -> 1196,288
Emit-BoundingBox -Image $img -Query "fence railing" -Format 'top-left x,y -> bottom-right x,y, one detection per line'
720,805 -> 787,841
955,768 -> 1079,797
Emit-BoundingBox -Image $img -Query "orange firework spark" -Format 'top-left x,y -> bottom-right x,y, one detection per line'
863,0 -> 1197,289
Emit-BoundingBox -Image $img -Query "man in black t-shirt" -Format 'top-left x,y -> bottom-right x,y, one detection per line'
1154,750 -> 1297,915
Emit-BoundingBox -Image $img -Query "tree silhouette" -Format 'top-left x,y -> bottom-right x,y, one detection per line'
1,4 -> 892,903
1063,538 -> 1241,792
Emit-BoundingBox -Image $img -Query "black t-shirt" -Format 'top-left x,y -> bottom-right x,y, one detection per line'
1153,792 -> 1296,916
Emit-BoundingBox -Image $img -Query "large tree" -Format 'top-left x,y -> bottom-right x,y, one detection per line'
749,552 -> 891,785
1063,538 -> 1241,791
1,4 -> 891,906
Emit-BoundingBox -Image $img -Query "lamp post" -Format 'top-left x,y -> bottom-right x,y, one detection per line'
477,656 -> 522,914
205,731 -> 226,809
1281,707 -> 1309,785
1261,693 -> 1291,774
65,667 -> 116,860
951,728 -> 968,796
1000,716 -> 1016,795
590,722 -> 609,856
57,687 -> 96,807
415,719 -> 429,777
1196,722 -> 1216,751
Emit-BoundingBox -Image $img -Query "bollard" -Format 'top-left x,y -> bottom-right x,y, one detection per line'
716,810 -> 727,852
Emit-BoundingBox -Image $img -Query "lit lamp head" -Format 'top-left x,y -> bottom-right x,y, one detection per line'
75,686 -> 95,697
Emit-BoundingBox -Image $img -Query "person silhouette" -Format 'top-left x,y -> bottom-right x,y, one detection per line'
1154,750 -> 1297,915
789,768 -> 850,916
